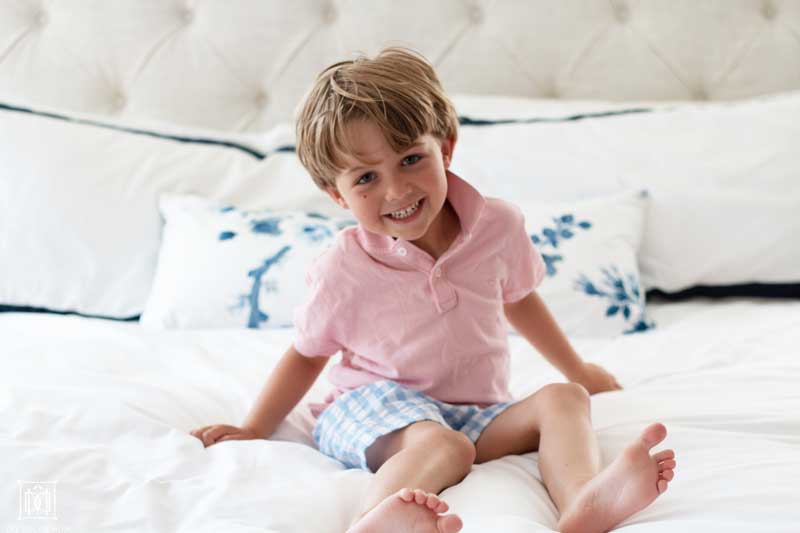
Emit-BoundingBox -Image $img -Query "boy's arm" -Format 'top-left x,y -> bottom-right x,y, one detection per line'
503,291 -> 621,393
242,343 -> 329,439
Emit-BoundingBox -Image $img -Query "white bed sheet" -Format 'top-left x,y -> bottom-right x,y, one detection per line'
3,298 -> 799,532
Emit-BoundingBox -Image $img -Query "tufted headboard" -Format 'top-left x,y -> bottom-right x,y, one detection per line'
1,0 -> 798,133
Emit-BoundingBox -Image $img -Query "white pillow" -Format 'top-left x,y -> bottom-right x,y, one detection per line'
0,106 -> 330,318
140,194 -> 356,329
639,188 -> 800,292
142,190 -> 647,337
450,91 -> 800,291
516,190 -> 653,338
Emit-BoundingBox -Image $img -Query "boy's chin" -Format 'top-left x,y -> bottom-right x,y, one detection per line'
370,221 -> 424,241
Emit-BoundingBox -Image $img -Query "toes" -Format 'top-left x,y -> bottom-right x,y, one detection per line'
640,423 -> 668,449
398,488 -> 451,514
659,459 -> 676,470
653,449 -> 675,462
657,479 -> 668,493
425,493 -> 440,509
438,513 -> 464,533
660,469 -> 675,481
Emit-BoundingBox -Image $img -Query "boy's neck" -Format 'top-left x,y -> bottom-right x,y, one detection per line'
408,199 -> 461,260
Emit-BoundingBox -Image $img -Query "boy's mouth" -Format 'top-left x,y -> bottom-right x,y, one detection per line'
383,197 -> 424,221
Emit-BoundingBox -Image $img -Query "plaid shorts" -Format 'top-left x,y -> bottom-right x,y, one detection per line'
312,380 -> 514,471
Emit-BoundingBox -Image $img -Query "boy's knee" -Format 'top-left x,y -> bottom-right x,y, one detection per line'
538,382 -> 590,409
366,420 -> 474,472
406,422 -> 476,468
431,429 -> 477,468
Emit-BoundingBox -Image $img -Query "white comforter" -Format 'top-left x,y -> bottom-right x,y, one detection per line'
3,299 -> 800,532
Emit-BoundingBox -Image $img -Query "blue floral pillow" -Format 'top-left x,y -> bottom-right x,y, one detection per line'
515,190 -> 655,338
140,194 -> 355,329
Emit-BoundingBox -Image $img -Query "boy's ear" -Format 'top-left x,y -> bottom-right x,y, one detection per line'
441,136 -> 456,169
325,185 -> 349,209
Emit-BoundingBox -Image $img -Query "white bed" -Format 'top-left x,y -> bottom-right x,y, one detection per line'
4,299 -> 800,532
3,1 -> 800,531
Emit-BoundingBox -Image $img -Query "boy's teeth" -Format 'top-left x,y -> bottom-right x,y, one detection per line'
390,199 -> 421,219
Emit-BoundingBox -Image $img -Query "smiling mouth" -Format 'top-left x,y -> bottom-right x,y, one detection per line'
383,197 -> 425,219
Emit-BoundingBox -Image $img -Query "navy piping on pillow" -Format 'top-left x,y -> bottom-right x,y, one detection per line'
0,102 -> 267,160
2,101 -> 657,161
646,284 -> 800,301
0,304 -> 140,321
457,107 -> 655,125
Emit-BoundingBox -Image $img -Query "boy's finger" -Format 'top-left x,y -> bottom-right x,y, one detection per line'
202,426 -> 227,445
191,427 -> 210,439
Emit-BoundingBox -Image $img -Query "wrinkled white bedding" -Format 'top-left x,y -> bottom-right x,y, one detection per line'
3,299 -> 800,532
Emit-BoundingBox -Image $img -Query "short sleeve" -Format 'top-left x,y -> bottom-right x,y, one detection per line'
291,263 -> 343,358
500,203 -> 547,304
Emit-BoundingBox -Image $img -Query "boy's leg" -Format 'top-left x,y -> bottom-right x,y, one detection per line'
473,382 -> 600,511
473,383 -> 676,533
348,420 -> 474,532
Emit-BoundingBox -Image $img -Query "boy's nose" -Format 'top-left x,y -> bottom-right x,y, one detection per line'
384,176 -> 413,202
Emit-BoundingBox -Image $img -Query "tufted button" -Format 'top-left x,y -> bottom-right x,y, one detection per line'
469,5 -> 484,25
180,7 -> 194,24
614,3 -> 630,23
762,1 -> 776,19
322,2 -> 337,24
35,10 -> 48,27
254,90 -> 269,108
113,92 -> 126,110
693,86 -> 709,100
396,247 -> 407,256
543,84 -> 560,98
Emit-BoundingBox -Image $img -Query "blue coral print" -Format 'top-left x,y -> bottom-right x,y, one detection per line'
219,209 -> 356,328
234,245 -> 292,328
574,266 -> 655,334
530,214 -> 592,276
250,217 -> 282,235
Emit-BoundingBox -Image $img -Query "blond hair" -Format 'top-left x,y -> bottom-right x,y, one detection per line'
295,47 -> 459,191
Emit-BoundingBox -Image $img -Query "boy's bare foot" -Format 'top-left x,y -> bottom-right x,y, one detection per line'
557,423 -> 676,533
347,488 -> 463,533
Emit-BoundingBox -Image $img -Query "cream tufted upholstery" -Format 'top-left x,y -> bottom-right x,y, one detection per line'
1,0 -> 798,132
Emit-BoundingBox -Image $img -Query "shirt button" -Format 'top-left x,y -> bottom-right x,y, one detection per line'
434,268 -> 442,278
397,247 -> 407,256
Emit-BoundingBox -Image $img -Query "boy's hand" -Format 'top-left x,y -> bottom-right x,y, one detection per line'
190,424 -> 260,448
571,362 -> 622,395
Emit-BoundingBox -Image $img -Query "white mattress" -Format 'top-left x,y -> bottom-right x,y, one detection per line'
4,298 -> 800,532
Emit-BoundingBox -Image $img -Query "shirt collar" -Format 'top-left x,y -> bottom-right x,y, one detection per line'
355,170 -> 486,256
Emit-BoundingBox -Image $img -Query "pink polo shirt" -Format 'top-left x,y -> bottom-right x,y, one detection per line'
292,171 -> 546,417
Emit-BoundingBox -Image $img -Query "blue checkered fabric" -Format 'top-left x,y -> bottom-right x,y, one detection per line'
312,380 -> 514,471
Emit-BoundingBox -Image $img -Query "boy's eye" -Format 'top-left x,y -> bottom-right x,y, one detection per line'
356,172 -> 376,186
402,154 -> 422,166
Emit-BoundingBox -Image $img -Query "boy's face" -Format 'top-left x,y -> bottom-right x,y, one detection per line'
325,120 -> 455,244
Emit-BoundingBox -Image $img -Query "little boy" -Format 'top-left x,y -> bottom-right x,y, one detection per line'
191,47 -> 676,533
